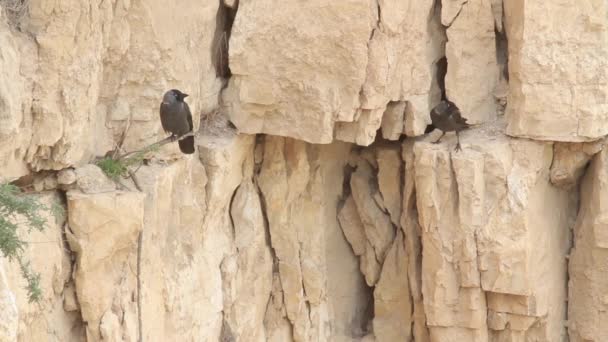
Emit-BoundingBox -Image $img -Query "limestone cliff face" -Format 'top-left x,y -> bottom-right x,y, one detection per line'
0,0 -> 606,341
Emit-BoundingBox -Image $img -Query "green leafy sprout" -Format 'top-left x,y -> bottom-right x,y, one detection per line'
96,145 -> 160,180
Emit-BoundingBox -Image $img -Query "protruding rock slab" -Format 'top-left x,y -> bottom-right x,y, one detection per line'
414,126 -> 572,341
505,0 -> 608,141
66,190 -> 144,342
224,0 -> 443,145
568,148 -> 608,341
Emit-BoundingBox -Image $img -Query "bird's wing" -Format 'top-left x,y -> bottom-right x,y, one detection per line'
184,102 -> 193,131
451,108 -> 468,125
159,103 -> 170,131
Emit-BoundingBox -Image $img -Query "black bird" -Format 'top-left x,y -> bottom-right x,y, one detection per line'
430,100 -> 469,151
159,89 -> 195,154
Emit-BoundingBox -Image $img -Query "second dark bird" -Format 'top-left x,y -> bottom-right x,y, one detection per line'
430,100 -> 470,151
159,89 -> 195,154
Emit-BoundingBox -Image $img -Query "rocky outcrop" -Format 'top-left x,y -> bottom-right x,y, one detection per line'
414,127 -> 572,341
0,0 -> 222,177
568,148 -> 608,341
223,0 -> 444,145
504,1 -> 608,141
66,190 -> 144,341
1,0 -> 607,341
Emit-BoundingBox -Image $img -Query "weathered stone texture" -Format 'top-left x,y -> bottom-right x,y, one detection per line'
224,0 -> 443,145
414,129 -> 572,341
1,0 -> 606,341
505,0 -> 608,141
568,148 -> 608,341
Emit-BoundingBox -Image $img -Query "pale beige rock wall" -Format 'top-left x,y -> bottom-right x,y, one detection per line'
504,0 -> 608,141
568,148 -> 608,341
0,0 -> 607,341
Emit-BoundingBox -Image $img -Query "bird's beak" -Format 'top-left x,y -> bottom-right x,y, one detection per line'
183,93 -> 189,98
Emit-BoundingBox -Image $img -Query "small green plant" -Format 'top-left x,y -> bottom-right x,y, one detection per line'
0,183 -> 62,303
96,157 -> 130,180
97,144 -> 160,180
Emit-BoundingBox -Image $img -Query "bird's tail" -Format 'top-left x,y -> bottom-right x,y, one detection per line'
178,135 -> 195,154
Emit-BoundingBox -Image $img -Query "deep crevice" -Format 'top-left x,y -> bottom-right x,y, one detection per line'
425,0 -> 447,134
436,56 -> 448,101
59,196 -> 87,339
336,155 -> 374,338
252,136 -> 294,335
212,0 -> 239,81
443,0 -> 469,28
495,27 -> 509,83
227,184 -> 240,244
219,318 -> 236,342
494,7 -> 509,116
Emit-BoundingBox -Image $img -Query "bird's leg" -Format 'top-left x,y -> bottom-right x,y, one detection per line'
454,131 -> 462,152
168,134 -> 177,142
432,131 -> 445,144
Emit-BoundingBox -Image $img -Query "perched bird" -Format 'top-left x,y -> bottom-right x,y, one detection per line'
159,89 -> 195,154
430,100 -> 469,151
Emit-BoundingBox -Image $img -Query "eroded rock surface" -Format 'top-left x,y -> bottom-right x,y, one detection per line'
414,126 -> 572,341
505,1 -> 608,141
568,148 -> 608,341
0,0 -> 605,341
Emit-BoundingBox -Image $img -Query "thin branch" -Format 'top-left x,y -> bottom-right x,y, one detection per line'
129,171 -> 142,192
117,132 -> 195,160
113,118 -> 132,159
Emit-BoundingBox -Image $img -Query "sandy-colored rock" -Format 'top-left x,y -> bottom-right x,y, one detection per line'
380,102 -> 407,140
21,0 -> 222,169
57,168 -> 77,185
0,265 -> 18,342
373,231 -> 412,342
568,148 -> 608,341
66,190 -> 144,341
132,134 -> 262,342
335,108 -> 387,146
327,201 -> 373,342
504,0 -> 608,141
351,158 -> 396,265
258,136 -> 370,341
222,181 -> 273,341
134,156 -> 218,341
1,0 -> 605,340
400,140 -> 430,342
551,140 -> 605,188
360,0 -> 444,138
99,310 -> 121,341
0,0 -> 222,178
443,0 -> 499,123
74,164 -> 116,194
225,0 -> 443,145
376,145 -> 402,227
414,124 -> 571,340
0,12 -> 34,181
63,283 -> 79,312
264,273 -> 295,342
338,195 -> 381,286
339,196 -> 368,257
414,142 -> 488,339
224,0 -> 375,144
